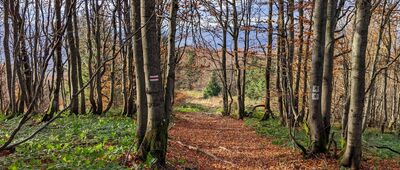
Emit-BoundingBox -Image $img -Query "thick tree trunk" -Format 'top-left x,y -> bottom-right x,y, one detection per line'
137,0 -> 168,167
341,0 -> 371,169
309,0 -> 327,154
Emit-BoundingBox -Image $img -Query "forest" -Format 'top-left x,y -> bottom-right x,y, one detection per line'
0,0 -> 400,169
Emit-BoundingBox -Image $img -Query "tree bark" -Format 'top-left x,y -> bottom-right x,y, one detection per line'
262,0 -> 274,120
341,0 -> 371,169
321,0 -> 338,145
73,0 -> 85,114
132,0 -> 148,149
309,0 -> 327,154
137,0 -> 168,167
3,0 -> 16,115
277,0 -> 284,125
66,0 -> 80,115
165,0 -> 179,119
44,0 -> 63,121
124,0 -> 137,117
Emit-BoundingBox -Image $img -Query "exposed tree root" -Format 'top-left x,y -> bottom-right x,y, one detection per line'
371,145 -> 400,155
170,140 -> 236,166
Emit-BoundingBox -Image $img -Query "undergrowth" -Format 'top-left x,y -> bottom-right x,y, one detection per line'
245,110 -> 400,160
0,114 -> 135,169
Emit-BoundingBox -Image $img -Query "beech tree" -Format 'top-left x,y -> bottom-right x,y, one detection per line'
341,0 -> 372,168
308,0 -> 327,154
137,0 -> 168,167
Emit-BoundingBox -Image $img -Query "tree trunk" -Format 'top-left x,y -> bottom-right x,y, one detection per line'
231,0 -> 245,119
321,0 -> 338,145
104,7 -> 118,114
44,0 -> 63,121
84,0 -> 97,114
124,0 -> 137,117
165,0 -> 179,119
132,0 -> 148,149
66,0 -> 80,115
93,0 -> 103,115
277,0 -> 284,125
137,0 -> 168,167
262,0 -> 274,120
341,0 -> 371,169
309,0 -> 327,154
381,21 -> 391,134
221,1 -> 230,116
73,0 -> 85,114
294,0 -> 304,119
3,0 -> 16,115
363,0 -> 388,132
301,0 -> 315,123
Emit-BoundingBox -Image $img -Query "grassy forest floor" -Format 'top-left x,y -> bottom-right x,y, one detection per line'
0,90 -> 400,169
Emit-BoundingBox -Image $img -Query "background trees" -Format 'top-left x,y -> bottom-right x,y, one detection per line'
0,0 -> 400,169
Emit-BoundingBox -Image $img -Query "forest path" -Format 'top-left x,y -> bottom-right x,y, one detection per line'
165,91 -> 399,169
166,92 -> 338,169
167,110 -> 338,169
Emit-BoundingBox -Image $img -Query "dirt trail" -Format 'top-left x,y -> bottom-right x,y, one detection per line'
167,111 -> 339,169
166,92 -> 399,169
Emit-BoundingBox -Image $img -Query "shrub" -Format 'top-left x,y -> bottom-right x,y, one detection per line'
246,67 -> 266,100
203,71 -> 221,98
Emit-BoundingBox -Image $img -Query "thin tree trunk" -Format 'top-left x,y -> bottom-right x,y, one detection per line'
124,0 -> 137,117
381,21 -> 391,134
93,0 -> 103,115
262,0 -> 274,120
104,7 -> 118,114
85,0 -> 97,114
277,0 -> 284,125
132,0 -> 147,148
363,0 -> 388,132
221,1 -> 230,116
66,0 -> 79,114
321,0 -> 338,144
164,0 -> 179,119
301,0 -> 315,123
3,0 -> 16,115
73,0 -> 85,114
43,0 -> 63,121
294,0 -> 304,119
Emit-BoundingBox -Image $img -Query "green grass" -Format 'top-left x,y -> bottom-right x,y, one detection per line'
0,114 -> 136,169
174,103 -> 208,113
245,110 -> 400,160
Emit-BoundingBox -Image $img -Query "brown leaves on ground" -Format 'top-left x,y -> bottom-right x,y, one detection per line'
167,111 -> 400,169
